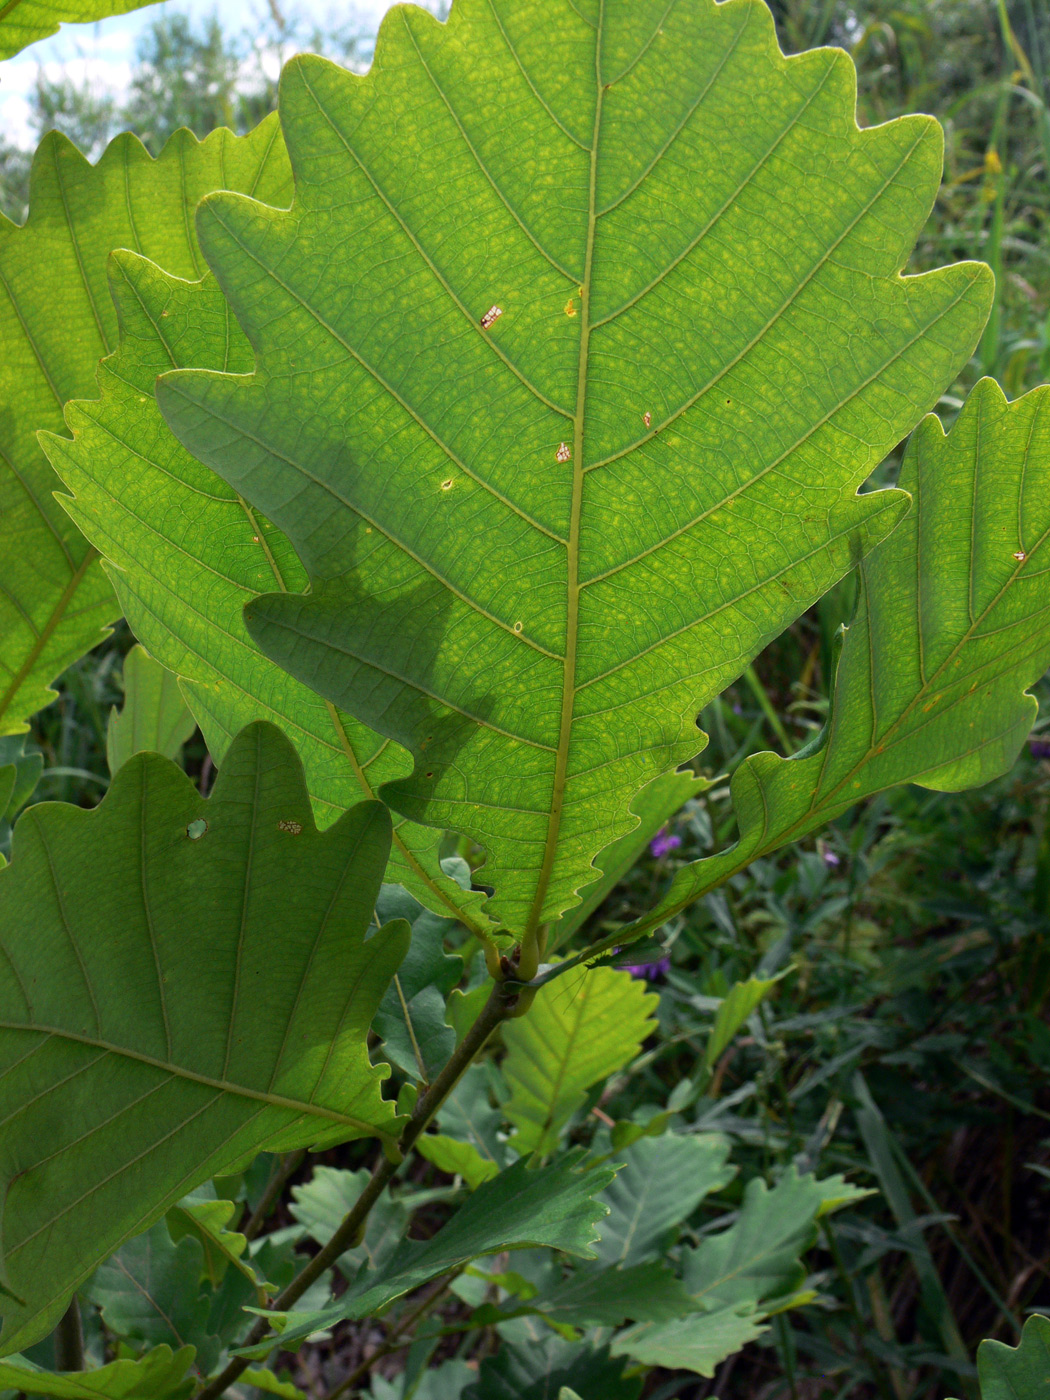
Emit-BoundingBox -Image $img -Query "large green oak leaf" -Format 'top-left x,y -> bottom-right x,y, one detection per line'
0,722 -> 408,1355
157,0 -> 992,935
0,0 -> 162,59
44,253 -> 495,937
613,378 -> 1050,948
0,121 -> 289,735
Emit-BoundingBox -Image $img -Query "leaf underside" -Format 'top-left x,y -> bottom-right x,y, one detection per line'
0,0 -> 163,59
0,121 -> 290,736
0,722 -> 407,1355
47,255 -> 495,937
623,377 -> 1050,943
157,0 -> 990,935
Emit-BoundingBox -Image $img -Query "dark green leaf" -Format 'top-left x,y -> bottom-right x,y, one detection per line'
0,1345 -> 195,1399
0,722 -> 407,1354
596,1133 -> 734,1266
242,1155 -> 616,1355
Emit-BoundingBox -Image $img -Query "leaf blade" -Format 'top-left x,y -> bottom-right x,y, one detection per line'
156,0 -> 990,934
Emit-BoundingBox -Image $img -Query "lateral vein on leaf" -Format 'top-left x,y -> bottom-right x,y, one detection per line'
601,0 -> 681,89
323,701 -> 492,938
12,1097 -> 267,1260
296,61 -> 574,420
597,0 -> 747,212
52,140 -> 111,354
0,1042 -> 109,1127
159,379 -> 565,653
30,815 -> 102,1034
400,10 -> 582,286
250,611 -> 559,752
138,763 -> 173,1062
575,506 -> 903,692
0,1020 -> 385,1129
183,213 -> 570,545
482,0 -> 591,151
269,816 -> 371,1094
580,278 -> 975,590
593,50 -> 831,297
585,119 -> 925,463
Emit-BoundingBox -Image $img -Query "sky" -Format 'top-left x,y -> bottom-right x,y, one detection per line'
0,0 -> 400,146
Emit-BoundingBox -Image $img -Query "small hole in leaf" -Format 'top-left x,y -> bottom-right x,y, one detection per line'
441,479 -> 453,490
425,771 -> 434,778
513,621 -> 523,633
187,819 -> 208,840
643,411 -> 651,428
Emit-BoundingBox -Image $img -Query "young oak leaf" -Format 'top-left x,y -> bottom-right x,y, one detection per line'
0,121 -> 289,736
613,378 -> 1050,948
44,254 -> 497,939
501,964 -> 658,1156
157,0 -> 990,936
0,722 -> 408,1357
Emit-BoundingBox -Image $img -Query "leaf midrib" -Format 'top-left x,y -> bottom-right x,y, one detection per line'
522,0 -> 604,937
0,1021 -> 380,1130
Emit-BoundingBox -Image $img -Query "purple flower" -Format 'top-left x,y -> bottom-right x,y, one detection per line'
625,956 -> 672,981
650,827 -> 682,859
822,847 -> 841,868
1029,736 -> 1050,761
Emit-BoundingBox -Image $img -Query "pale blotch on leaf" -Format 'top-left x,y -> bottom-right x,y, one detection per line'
556,442 -> 571,463
513,621 -> 523,633
1014,550 -> 1027,562
186,819 -> 208,840
479,305 -> 502,330
643,411 -> 651,428
441,478 -> 453,490
277,819 -> 303,834
564,299 -> 576,317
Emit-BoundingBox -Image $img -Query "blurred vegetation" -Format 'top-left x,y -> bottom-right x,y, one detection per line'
4,2 -> 1050,1397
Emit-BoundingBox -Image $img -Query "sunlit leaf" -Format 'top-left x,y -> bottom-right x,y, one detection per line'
0,122 -> 289,735
157,0 -> 989,935
0,0 -> 163,59
616,379 -> 1050,945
